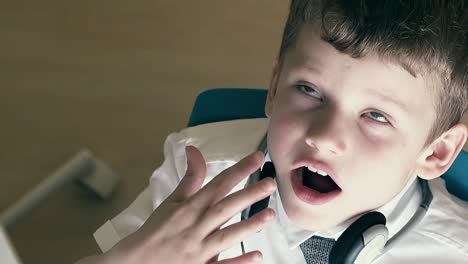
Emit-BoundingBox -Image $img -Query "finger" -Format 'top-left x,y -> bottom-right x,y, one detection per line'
196,178 -> 276,237
170,145 -> 207,201
204,208 -> 276,258
216,251 -> 262,264
191,151 -> 264,207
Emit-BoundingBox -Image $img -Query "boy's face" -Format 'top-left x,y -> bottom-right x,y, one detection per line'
266,23 -> 437,231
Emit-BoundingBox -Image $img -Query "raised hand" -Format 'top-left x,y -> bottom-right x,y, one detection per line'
100,146 -> 277,264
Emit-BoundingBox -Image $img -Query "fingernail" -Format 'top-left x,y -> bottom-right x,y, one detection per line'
265,179 -> 277,192
251,151 -> 264,161
252,252 -> 262,262
257,151 -> 265,161
265,209 -> 276,221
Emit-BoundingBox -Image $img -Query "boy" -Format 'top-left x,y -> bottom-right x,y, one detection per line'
79,0 -> 468,263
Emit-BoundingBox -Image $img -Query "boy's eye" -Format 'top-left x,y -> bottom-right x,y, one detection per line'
365,111 -> 390,124
297,84 -> 322,100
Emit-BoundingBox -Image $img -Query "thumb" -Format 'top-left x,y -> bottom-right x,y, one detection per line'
171,145 -> 207,201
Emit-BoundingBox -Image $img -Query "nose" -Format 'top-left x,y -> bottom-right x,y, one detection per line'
305,110 -> 348,155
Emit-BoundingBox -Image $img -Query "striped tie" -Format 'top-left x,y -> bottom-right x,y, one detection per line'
299,236 -> 336,264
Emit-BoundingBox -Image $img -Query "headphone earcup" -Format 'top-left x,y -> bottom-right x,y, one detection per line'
329,211 -> 388,264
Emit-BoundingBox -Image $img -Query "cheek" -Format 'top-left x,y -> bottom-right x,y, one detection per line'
347,141 -> 417,196
268,108 -> 306,153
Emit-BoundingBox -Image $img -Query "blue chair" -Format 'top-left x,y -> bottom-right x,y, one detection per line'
188,88 -> 468,201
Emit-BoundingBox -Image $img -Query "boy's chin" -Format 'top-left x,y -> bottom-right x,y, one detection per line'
292,214 -> 343,232
281,197 -> 345,232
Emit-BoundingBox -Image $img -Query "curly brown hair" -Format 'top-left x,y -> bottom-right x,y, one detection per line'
279,0 -> 467,143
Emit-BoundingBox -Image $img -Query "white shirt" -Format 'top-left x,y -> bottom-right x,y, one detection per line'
94,118 -> 468,263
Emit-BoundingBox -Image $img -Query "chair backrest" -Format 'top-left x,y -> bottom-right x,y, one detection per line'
187,88 -> 268,127
188,88 -> 468,201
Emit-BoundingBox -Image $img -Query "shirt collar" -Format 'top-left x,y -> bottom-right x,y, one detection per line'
263,153 -> 422,249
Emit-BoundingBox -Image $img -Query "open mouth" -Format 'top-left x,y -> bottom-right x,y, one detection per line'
299,167 -> 341,193
290,165 -> 342,205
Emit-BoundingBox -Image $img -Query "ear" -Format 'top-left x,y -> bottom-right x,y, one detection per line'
415,123 -> 468,180
265,59 -> 280,117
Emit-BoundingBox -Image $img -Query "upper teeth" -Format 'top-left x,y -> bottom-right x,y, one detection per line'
307,166 -> 328,176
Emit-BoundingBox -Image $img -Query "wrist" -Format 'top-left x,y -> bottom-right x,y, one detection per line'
100,233 -> 150,264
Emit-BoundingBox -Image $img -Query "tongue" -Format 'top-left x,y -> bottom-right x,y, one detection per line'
302,168 -> 339,193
